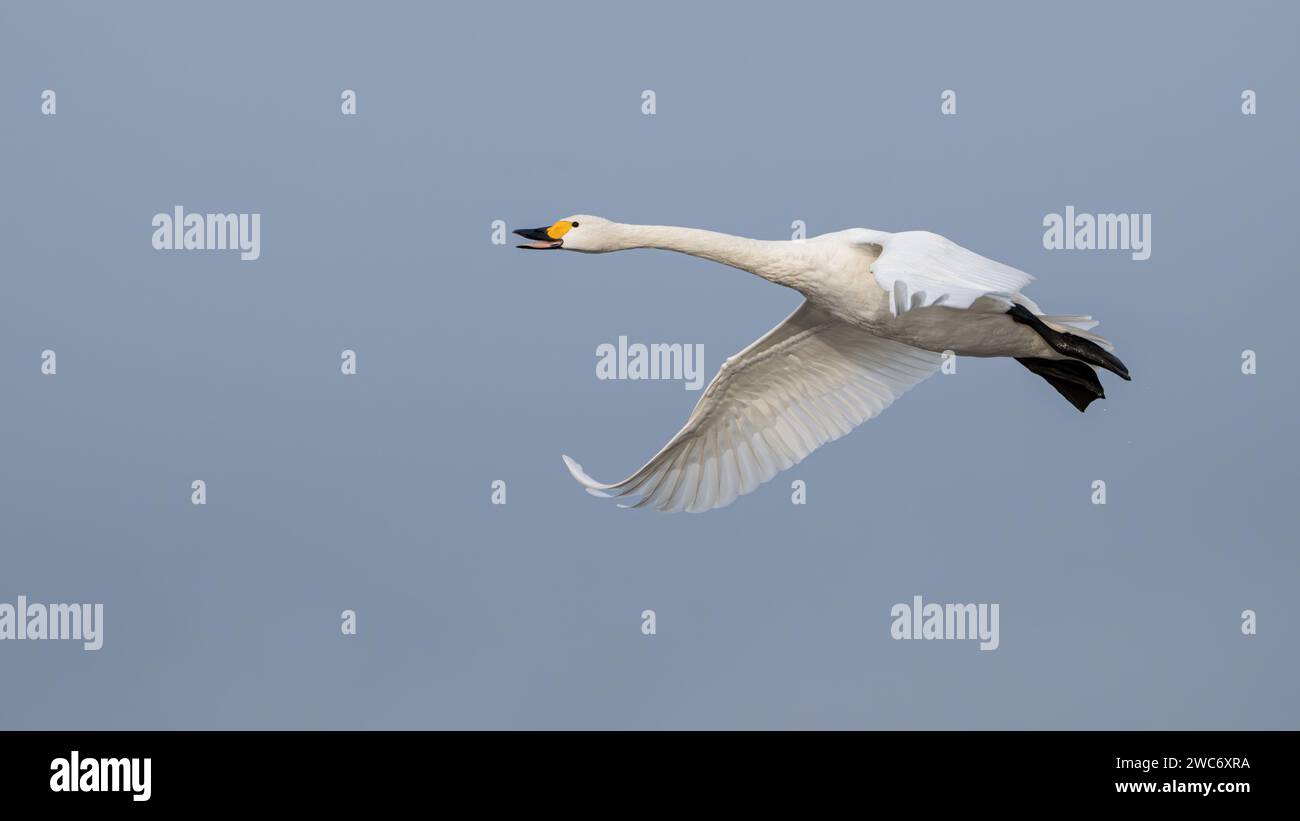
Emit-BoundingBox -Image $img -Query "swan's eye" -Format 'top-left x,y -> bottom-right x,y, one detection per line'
571,222 -> 579,228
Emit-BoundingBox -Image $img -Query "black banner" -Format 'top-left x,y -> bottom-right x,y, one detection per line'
1,731 -> 1286,808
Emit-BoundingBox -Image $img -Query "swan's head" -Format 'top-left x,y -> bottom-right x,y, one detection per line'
514,215 -> 620,253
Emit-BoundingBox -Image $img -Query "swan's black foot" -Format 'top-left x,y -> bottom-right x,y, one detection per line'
1016,357 -> 1105,412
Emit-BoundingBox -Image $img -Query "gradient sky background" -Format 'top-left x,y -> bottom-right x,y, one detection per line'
1,1 -> 1297,728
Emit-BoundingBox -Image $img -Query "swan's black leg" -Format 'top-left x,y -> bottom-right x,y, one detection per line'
1006,304 -> 1130,381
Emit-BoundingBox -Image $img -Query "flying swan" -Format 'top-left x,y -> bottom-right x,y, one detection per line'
516,216 -> 1130,513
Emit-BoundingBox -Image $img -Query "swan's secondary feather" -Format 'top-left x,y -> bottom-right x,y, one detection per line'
844,229 -> 1036,316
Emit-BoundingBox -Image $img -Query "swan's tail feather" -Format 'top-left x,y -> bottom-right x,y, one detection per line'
1000,294 -> 1117,353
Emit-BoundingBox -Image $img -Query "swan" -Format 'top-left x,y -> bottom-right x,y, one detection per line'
516,216 -> 1130,513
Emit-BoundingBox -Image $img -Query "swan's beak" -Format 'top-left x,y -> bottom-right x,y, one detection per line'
514,227 -> 563,250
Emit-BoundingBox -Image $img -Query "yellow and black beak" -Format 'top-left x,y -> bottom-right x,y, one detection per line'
514,220 -> 574,249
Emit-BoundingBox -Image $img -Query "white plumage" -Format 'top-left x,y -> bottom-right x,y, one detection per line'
842,229 -> 1035,316
516,215 -> 1128,512
562,302 -> 940,512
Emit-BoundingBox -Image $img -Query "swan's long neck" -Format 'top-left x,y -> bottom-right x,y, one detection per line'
613,224 -> 810,289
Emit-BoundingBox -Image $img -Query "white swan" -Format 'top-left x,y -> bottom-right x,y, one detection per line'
517,216 -> 1130,513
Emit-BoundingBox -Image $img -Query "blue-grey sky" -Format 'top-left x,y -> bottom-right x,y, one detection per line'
1,0 -> 1297,728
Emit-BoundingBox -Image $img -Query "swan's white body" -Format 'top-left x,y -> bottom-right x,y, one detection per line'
519,216 -> 1118,513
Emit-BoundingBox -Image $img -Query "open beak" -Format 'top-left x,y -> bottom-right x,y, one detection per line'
514,227 -> 563,250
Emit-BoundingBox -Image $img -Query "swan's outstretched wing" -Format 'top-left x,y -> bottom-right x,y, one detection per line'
562,301 -> 941,513
844,229 -> 1035,317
